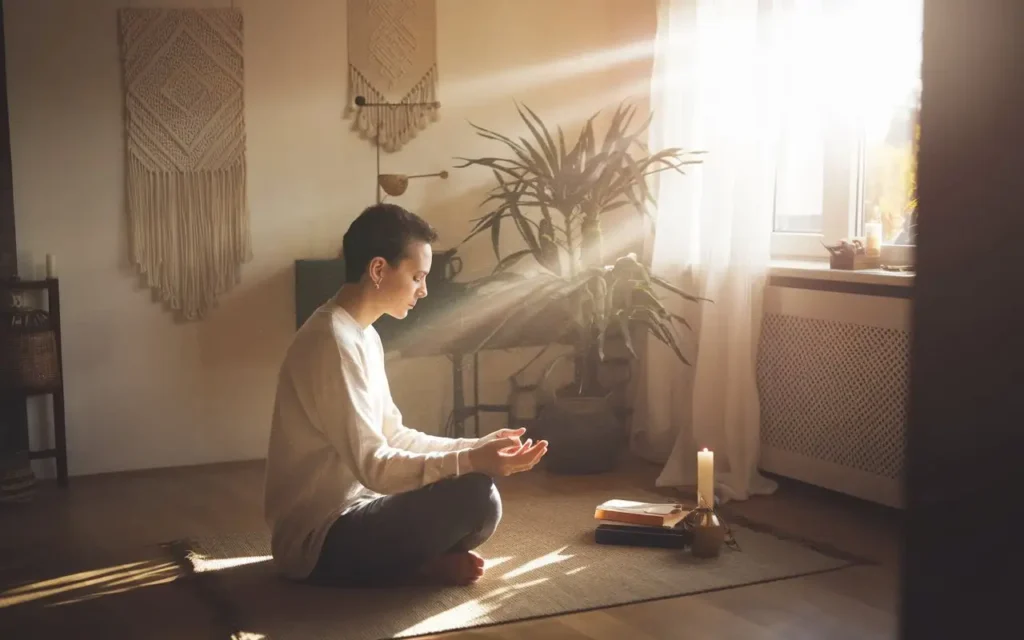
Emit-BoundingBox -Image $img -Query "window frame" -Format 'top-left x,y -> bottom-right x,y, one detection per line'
770,122 -> 917,264
770,120 -> 860,260
767,0 -> 922,264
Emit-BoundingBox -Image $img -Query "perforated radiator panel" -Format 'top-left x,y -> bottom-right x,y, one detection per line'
757,313 -> 909,480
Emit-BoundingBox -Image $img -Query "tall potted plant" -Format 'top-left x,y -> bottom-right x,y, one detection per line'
456,101 -> 707,473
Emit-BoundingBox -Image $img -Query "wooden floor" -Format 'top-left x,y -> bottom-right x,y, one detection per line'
0,456 -> 901,639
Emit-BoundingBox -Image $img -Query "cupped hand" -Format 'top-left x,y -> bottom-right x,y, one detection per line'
480,427 -> 526,446
469,435 -> 548,477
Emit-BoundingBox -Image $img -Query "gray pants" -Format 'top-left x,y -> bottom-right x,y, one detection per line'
308,472 -> 502,587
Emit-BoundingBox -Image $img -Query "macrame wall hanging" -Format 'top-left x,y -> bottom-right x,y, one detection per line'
345,0 -> 439,152
119,7 -> 251,322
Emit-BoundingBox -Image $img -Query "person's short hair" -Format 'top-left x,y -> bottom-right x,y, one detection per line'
341,204 -> 439,283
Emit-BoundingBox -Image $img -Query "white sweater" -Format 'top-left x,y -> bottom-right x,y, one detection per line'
263,301 -> 479,580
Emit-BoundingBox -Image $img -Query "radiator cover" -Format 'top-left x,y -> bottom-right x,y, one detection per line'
756,287 -> 909,508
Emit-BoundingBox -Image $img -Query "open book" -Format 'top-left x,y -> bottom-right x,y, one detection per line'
594,499 -> 689,528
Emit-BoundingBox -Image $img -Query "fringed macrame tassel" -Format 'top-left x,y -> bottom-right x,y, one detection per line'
127,153 -> 252,322
346,65 -> 439,152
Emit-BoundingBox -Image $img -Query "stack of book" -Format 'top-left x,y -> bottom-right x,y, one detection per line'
593,499 -> 694,548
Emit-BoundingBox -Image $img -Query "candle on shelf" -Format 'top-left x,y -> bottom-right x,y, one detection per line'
864,222 -> 883,257
864,206 -> 883,257
697,448 -> 714,509
45,254 -> 57,279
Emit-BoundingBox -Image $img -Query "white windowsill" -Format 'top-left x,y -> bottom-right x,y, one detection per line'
769,258 -> 914,287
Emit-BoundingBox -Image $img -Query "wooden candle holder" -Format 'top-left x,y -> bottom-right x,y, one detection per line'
691,523 -> 726,558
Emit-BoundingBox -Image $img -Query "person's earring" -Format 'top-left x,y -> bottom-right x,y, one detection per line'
374,279 -> 380,290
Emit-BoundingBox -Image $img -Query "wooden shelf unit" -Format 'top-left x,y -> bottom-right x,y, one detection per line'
1,277 -> 67,487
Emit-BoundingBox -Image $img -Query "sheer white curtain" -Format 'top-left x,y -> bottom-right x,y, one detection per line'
633,0 -> 800,502
633,0 -> 921,502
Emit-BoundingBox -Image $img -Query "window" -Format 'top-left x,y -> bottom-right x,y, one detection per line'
770,0 -> 923,259
860,92 -> 920,247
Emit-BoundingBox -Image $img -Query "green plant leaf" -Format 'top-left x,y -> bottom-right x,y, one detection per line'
465,204 -> 547,242
519,136 -> 554,180
537,216 -> 562,276
613,309 -> 636,359
652,274 -> 711,303
671,312 -> 693,332
518,102 -> 561,176
453,156 -> 529,184
599,199 -> 633,215
466,208 -> 499,236
494,249 -> 536,273
575,283 -> 597,338
508,200 -> 541,255
606,273 -> 629,311
564,112 -> 599,178
593,276 -> 609,360
632,285 -> 672,319
467,122 -> 535,167
601,102 -> 632,157
557,127 -> 568,169
631,307 -> 690,365
463,270 -> 530,291
490,211 -> 502,261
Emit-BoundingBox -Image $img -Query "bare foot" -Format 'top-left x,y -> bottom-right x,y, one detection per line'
417,551 -> 485,586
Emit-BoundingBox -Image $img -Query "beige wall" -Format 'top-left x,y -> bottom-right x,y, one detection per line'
4,0 -> 656,476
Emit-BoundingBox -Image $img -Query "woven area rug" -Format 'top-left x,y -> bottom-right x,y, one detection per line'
166,487 -> 867,640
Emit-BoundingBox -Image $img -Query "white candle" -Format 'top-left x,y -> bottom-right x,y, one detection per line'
697,448 -> 714,509
864,222 -> 883,257
45,254 -> 57,278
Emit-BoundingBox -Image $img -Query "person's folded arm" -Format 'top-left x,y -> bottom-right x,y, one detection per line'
314,342 -> 471,493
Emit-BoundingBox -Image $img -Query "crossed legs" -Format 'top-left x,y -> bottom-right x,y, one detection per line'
308,472 -> 501,587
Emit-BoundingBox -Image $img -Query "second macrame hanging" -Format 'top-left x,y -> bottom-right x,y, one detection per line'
119,7 -> 252,322
346,0 -> 439,151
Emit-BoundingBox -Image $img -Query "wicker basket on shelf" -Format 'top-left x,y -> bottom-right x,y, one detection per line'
0,301 -> 60,392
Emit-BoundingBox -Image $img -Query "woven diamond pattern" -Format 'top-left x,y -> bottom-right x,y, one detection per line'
757,314 -> 909,480
121,8 -> 245,172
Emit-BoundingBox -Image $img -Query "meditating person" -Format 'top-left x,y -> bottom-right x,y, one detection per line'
264,203 -> 548,588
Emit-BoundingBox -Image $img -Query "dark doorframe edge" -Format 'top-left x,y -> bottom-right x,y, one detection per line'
0,4 -> 30,462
